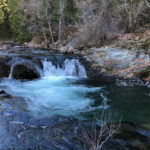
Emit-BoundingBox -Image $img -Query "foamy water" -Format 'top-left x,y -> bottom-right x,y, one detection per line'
0,59 -> 108,117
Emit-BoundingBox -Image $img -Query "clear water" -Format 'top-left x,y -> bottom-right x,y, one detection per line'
1,59 -> 150,127
80,84 -> 150,125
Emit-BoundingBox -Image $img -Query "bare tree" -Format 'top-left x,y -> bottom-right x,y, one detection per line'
78,112 -> 121,150
58,0 -> 65,41
114,0 -> 150,32
144,0 -> 150,7
45,0 -> 55,47
68,0 -> 120,48
36,0 -> 48,45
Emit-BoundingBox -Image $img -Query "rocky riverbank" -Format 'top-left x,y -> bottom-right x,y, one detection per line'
77,25 -> 150,86
0,40 -> 15,50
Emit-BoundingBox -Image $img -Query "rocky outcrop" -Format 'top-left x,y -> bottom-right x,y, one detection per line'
0,57 -> 11,78
23,42 -> 42,49
0,40 -> 14,50
12,63 -> 40,80
0,64 -> 10,78
81,46 -> 150,85
79,26 -> 150,85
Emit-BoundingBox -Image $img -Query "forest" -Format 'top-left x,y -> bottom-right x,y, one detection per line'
0,0 -> 150,46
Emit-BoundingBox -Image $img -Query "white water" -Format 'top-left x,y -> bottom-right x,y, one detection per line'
8,65 -> 14,79
42,59 -> 87,77
0,59 -> 108,117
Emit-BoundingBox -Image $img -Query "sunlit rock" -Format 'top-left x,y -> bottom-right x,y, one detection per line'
60,46 -> 75,54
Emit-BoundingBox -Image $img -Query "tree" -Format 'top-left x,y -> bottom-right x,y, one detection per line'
114,0 -> 150,32
144,0 -> 150,7
0,0 -> 79,44
78,112 -> 121,150
21,0 -> 78,46
57,0 -> 78,41
8,0 -> 31,42
0,0 -> 9,23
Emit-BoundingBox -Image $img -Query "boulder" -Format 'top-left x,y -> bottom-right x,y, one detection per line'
60,46 -> 67,53
12,63 -> 40,80
0,57 -> 11,78
0,90 -> 11,99
22,42 -> 41,48
67,46 -> 75,54
0,64 -> 10,78
60,46 -> 75,54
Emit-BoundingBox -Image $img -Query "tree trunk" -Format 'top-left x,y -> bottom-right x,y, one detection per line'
45,0 -> 55,48
36,2 -> 48,46
58,0 -> 65,41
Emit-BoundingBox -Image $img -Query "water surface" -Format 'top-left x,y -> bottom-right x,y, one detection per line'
0,58 -> 150,128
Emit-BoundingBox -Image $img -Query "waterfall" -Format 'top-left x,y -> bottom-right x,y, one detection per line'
42,59 -> 64,77
1,57 -> 101,118
9,65 -> 14,79
8,56 -> 87,79
42,58 -> 87,78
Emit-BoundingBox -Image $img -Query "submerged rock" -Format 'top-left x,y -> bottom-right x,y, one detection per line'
114,122 -> 150,150
0,90 -> 11,99
0,110 -> 149,150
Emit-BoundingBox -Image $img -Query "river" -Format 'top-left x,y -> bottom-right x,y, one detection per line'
0,47 -> 150,149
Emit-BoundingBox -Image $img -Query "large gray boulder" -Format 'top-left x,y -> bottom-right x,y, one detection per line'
12,63 -> 40,80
